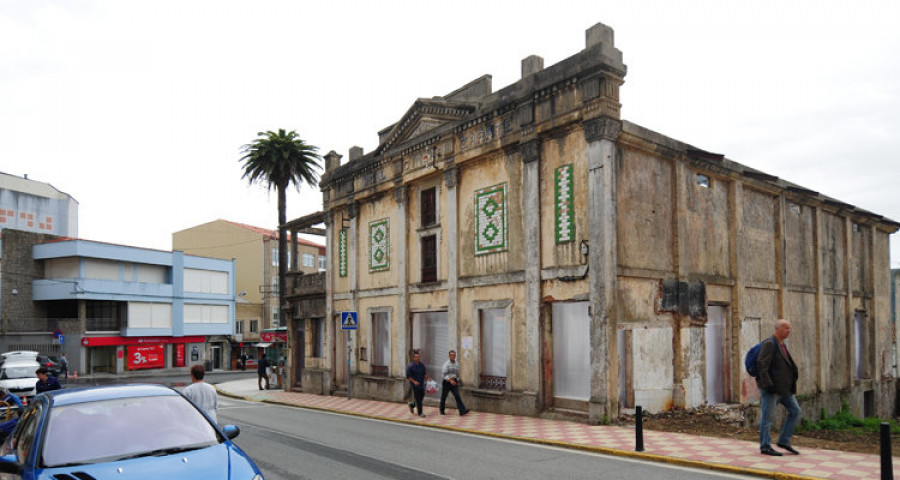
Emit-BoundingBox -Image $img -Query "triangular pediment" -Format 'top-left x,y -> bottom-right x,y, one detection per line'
377,98 -> 476,154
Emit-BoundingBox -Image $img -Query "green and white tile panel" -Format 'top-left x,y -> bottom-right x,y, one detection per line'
369,218 -> 390,272
338,228 -> 348,277
475,183 -> 507,255
555,164 -> 574,243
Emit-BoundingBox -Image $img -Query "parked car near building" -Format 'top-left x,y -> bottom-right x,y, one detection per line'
0,352 -> 60,377
0,384 -> 264,479
0,360 -> 40,400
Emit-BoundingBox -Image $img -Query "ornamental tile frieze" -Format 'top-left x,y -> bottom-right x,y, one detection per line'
475,183 -> 508,255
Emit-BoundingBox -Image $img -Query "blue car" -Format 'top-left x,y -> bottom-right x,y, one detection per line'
0,384 -> 263,479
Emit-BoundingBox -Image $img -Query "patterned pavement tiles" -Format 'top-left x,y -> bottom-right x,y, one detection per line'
218,380 -> 895,480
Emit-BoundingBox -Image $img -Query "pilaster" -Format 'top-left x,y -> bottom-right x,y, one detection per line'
444,167 -> 460,351
583,116 -> 620,421
395,186 -> 409,377
521,140 -> 541,393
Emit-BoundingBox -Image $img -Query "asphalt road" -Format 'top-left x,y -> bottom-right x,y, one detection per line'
217,395 -> 755,480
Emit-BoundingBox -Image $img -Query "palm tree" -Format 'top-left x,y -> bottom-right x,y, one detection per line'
240,129 -> 321,328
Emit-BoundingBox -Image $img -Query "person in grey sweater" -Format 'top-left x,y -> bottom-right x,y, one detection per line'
439,349 -> 469,416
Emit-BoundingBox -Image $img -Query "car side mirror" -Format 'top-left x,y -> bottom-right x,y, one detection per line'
0,454 -> 22,474
222,424 -> 240,440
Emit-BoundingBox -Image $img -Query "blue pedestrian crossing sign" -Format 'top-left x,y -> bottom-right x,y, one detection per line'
341,311 -> 358,330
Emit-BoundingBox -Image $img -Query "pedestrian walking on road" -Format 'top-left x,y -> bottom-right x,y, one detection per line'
35,367 -> 61,394
757,318 -> 802,456
440,349 -> 468,416
182,364 -> 218,423
59,352 -> 68,380
257,355 -> 270,390
406,350 -> 429,417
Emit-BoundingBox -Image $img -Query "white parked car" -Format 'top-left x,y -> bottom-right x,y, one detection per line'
0,360 -> 39,399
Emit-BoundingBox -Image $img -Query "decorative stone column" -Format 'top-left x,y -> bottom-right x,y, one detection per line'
583,115 -> 621,422
394,186 -> 409,377
521,140 -> 541,393
444,166 -> 460,351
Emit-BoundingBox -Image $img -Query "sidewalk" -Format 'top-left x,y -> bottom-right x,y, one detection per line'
215,379 -> 893,480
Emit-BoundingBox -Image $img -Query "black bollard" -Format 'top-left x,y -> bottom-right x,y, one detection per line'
881,422 -> 893,480
636,405 -> 644,452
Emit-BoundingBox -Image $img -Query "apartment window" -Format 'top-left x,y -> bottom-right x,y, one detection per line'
372,312 -> 390,377
480,308 -> 507,390
312,318 -> 325,358
272,307 -> 279,328
318,255 -> 326,270
272,247 -> 278,266
421,235 -> 437,283
249,320 -> 259,333
235,320 -> 244,335
421,187 -> 437,227
302,253 -> 315,267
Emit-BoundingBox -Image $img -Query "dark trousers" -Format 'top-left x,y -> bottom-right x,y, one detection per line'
440,380 -> 467,414
258,371 -> 270,390
408,388 -> 425,414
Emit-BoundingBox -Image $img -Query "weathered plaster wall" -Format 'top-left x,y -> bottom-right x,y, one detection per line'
682,169 -> 731,278
784,291 -> 819,394
540,130 -> 590,268
741,188 -> 777,284
632,326 -> 674,411
358,196 -> 399,290
616,146 -> 674,273
457,153 -> 524,278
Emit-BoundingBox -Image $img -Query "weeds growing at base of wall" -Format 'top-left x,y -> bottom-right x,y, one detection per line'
799,401 -> 899,434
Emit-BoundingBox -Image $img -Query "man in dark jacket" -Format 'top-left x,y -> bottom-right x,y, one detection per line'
257,355 -> 270,390
756,319 -> 802,456
35,367 -> 62,394
406,350 -> 429,418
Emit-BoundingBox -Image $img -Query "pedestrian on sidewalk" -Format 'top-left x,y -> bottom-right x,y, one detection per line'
35,367 -> 61,394
240,353 -> 248,371
756,318 -> 802,456
59,352 -> 68,380
406,350 -> 429,417
182,364 -> 218,423
440,349 -> 468,416
257,355 -> 270,390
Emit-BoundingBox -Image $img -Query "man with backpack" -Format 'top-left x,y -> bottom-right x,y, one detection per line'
755,319 -> 801,456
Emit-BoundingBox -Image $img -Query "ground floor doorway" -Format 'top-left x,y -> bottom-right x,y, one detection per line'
551,302 -> 590,410
411,311 -> 448,398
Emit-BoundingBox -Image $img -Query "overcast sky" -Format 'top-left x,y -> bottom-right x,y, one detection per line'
2,1 -> 899,265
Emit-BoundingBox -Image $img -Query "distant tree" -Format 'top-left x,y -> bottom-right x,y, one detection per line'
240,129 -> 321,324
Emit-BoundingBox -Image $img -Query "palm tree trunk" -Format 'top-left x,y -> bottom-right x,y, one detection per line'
277,185 -> 288,330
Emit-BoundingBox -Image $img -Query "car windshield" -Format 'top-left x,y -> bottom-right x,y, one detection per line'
41,394 -> 221,467
0,366 -> 35,379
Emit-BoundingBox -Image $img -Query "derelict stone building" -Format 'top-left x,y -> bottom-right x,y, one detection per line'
309,22 -> 898,423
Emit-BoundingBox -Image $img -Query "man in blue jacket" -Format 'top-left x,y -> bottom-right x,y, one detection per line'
35,367 -> 61,394
406,350 -> 429,418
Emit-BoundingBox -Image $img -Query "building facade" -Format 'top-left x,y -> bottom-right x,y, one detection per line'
315,22 -> 898,423
0,229 -> 235,375
0,172 -> 78,238
173,219 -> 325,371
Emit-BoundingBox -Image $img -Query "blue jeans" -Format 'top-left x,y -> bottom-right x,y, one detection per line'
759,390 -> 802,448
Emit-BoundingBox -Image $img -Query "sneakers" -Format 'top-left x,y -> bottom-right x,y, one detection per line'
460,409 -> 469,416
419,413 -> 426,418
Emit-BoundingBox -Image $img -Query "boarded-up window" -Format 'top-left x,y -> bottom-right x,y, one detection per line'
421,187 -> 436,227
421,235 -> 437,283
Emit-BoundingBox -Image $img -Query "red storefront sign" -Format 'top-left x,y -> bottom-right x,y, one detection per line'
175,344 -> 185,367
82,335 -> 206,347
259,332 -> 287,343
127,345 -> 165,370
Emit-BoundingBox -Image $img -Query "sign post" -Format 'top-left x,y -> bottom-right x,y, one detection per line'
341,312 -> 358,399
